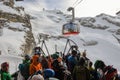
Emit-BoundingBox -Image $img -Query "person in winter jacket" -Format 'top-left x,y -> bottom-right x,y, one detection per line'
67,50 -> 78,74
41,56 -> 49,69
88,61 -> 97,80
81,50 -> 90,67
47,56 -> 53,69
0,62 -> 12,80
18,54 -> 31,80
52,59 -> 66,80
29,54 -> 42,75
73,58 -> 90,80
23,54 -> 31,64
94,60 -> 106,80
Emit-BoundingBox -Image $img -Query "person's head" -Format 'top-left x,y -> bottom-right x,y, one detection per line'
71,50 -> 77,56
89,61 -> 93,67
32,74 -> 44,80
82,50 -> 86,57
32,55 -> 40,64
34,51 -> 42,57
51,53 -> 59,60
78,58 -> 85,66
94,60 -> 106,70
1,62 -> 9,72
24,54 -> 31,61
34,47 -> 42,56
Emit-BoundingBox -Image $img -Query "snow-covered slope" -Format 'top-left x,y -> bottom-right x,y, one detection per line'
29,10 -> 120,72
0,1 -> 28,55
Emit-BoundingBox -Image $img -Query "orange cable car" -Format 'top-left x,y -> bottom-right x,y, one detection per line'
62,22 -> 80,35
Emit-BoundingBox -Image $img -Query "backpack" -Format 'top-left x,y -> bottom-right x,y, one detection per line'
18,62 -> 30,80
94,60 -> 105,70
52,59 -> 60,69
63,70 -> 73,80
104,65 -> 118,80
73,66 -> 90,80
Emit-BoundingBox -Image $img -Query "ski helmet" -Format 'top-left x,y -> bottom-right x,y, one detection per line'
43,69 -> 55,78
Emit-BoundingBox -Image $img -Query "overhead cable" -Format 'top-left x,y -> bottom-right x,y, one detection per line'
73,0 -> 84,8
72,0 -> 80,7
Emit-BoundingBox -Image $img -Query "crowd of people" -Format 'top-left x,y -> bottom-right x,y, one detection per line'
0,47 -> 120,80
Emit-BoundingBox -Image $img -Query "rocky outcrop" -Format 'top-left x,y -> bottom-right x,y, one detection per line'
112,34 -> 120,44
14,6 -> 24,12
116,29 -> 120,35
96,13 -> 120,27
0,18 -> 9,27
116,11 -> 120,16
103,17 -> 120,27
21,14 -> 35,54
21,30 -> 35,54
0,11 -> 25,23
3,0 -> 14,8
0,18 -> 8,36
80,17 -> 109,30
0,1 -> 35,54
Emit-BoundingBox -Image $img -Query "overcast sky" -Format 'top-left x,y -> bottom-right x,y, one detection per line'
16,0 -> 120,17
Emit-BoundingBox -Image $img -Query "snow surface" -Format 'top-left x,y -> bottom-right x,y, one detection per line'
0,1 -> 120,75
0,2 -> 20,15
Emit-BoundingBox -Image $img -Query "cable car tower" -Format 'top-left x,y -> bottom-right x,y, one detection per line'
36,33 -> 80,56
62,7 -> 80,35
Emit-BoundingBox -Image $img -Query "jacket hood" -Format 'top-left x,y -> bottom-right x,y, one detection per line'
32,55 -> 39,65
